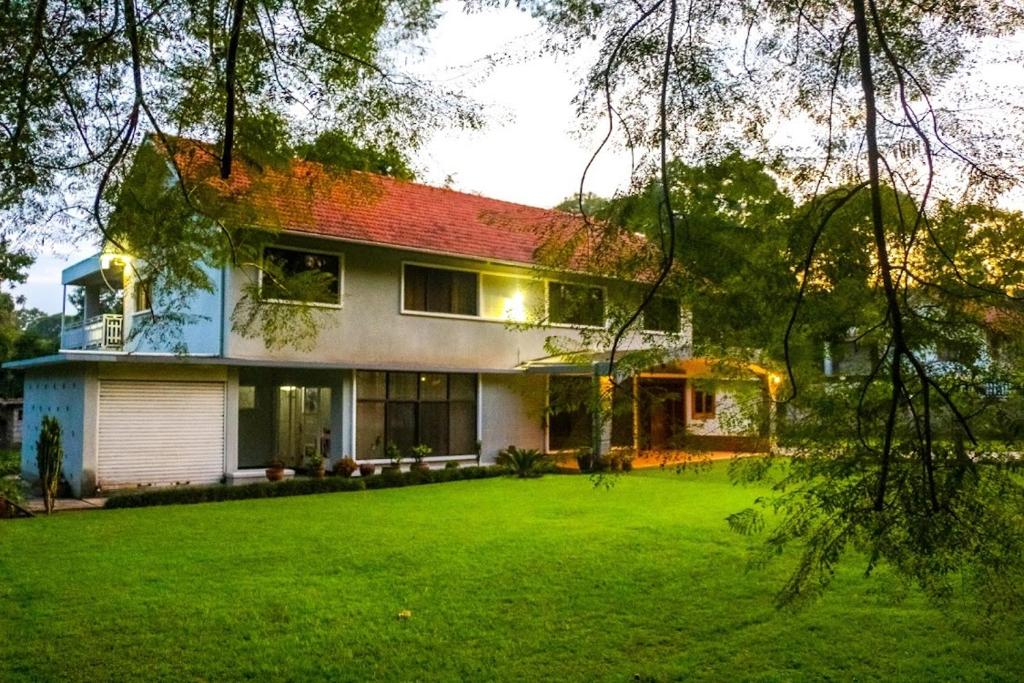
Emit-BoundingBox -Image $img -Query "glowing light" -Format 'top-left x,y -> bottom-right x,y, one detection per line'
503,290 -> 527,322
100,253 -> 133,269
769,374 -> 782,385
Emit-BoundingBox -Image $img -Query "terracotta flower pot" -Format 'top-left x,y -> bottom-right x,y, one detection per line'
358,463 -> 376,477
411,462 -> 430,472
265,465 -> 285,482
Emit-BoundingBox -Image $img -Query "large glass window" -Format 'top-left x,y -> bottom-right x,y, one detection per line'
642,296 -> 681,333
548,376 -> 592,450
356,371 -> 478,458
262,246 -> 341,304
480,274 -> 543,322
403,265 -> 478,316
548,282 -> 605,327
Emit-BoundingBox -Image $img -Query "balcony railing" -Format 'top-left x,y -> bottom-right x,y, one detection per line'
62,314 -> 123,351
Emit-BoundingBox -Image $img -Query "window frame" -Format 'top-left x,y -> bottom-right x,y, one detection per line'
355,371 -> 479,458
546,280 -> 608,329
641,296 -> 682,334
545,374 -> 595,453
400,262 -> 481,318
691,387 -> 716,420
132,277 -> 153,316
258,245 -> 345,308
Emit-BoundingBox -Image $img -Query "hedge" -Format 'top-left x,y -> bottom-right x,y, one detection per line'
104,465 -> 508,509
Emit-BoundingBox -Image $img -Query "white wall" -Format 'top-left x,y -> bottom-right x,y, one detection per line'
223,239 -> 679,371
480,373 -> 547,462
686,379 -> 764,436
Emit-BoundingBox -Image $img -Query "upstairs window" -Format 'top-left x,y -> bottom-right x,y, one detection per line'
548,282 -> 605,327
403,265 -> 478,316
642,296 -> 681,333
262,247 -> 341,304
134,279 -> 152,313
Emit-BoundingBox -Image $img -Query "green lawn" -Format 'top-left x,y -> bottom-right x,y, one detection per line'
1,465 -> 1021,682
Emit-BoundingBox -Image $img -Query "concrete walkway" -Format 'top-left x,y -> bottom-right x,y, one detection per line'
23,497 -> 106,514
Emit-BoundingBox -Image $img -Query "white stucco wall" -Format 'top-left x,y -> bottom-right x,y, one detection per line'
222,239 -> 679,371
480,373 -> 547,462
686,379 -> 764,436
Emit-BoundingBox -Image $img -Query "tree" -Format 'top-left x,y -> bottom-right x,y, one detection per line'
504,0 -> 1024,608
1,0 -> 480,348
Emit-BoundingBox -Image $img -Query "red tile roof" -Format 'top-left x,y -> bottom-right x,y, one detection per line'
168,141 -> 588,266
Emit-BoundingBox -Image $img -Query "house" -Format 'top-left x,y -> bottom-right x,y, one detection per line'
8,144 -> 773,496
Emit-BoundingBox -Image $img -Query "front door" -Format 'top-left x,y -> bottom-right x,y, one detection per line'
276,386 -> 332,467
638,378 -> 686,450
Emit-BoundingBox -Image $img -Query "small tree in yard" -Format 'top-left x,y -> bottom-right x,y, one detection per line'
35,416 -> 63,514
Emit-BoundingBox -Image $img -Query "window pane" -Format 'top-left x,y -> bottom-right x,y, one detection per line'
404,265 -> 427,311
357,371 -> 386,401
549,282 -> 604,326
549,376 -> 592,450
388,372 -> 418,400
263,247 -> 340,303
425,268 -> 453,313
449,374 -> 476,401
451,271 -> 479,316
418,402 -> 449,454
611,383 -> 634,447
404,265 -> 478,316
481,274 -> 541,321
643,297 -> 681,333
449,401 -> 477,454
356,402 -> 385,459
419,373 -> 447,401
386,402 -> 416,455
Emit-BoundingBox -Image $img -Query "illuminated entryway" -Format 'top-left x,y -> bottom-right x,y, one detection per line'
275,386 -> 332,467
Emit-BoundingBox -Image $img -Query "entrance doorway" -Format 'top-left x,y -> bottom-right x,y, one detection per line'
637,378 -> 686,450
276,386 -> 332,467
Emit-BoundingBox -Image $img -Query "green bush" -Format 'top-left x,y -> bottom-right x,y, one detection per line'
497,446 -> 549,478
36,416 -> 64,514
0,448 -> 19,477
444,460 -> 461,470
106,476 -> 366,509
105,466 -> 510,509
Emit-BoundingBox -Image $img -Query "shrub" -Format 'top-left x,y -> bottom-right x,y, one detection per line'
0,448 -> 19,477
0,477 -> 24,518
497,445 -> 547,478
410,444 -> 432,464
106,476 -> 367,509
575,448 -> 594,472
36,416 -> 64,514
445,460 -> 460,470
334,457 -> 358,477
104,465 -> 510,509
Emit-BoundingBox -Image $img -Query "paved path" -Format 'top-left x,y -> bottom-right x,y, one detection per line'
23,497 -> 106,514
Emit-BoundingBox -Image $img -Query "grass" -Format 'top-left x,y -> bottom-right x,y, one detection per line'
1,464 -> 1021,682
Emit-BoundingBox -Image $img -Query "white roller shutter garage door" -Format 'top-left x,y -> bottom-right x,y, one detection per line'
98,380 -> 226,488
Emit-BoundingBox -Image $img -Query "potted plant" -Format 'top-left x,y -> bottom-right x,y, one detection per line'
358,462 -> 376,477
382,442 -> 403,476
265,460 -> 286,482
410,444 -> 432,471
334,456 -> 358,478
306,452 -> 326,479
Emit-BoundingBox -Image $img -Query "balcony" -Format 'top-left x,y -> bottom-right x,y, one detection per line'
61,314 -> 124,351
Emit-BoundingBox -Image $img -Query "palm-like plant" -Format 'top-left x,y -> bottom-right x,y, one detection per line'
497,446 -> 546,478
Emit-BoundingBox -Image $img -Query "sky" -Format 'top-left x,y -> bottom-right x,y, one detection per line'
8,2 -> 1023,313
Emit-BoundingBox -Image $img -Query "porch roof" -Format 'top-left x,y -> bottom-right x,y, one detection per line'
518,346 -> 695,375
1,351 -> 525,375
62,253 -> 126,287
